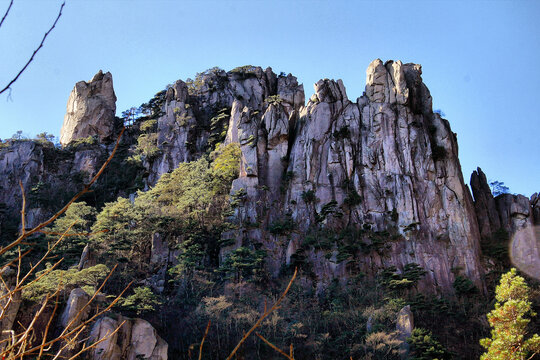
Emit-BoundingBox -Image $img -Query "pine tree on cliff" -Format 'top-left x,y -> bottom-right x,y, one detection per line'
480,268 -> 540,360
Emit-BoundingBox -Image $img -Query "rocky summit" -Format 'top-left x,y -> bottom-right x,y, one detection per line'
1,60 -> 539,359
60,70 -> 117,146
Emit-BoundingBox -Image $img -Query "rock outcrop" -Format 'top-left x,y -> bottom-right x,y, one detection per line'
146,66 -> 304,185
60,288 -> 91,329
223,59 -> 484,293
470,168 -> 501,238
471,167 -> 539,278
0,140 -> 109,239
60,70 -> 117,146
89,316 -> 168,360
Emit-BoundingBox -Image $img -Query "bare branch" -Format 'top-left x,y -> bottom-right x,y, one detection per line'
0,1 -> 65,95
0,0 -> 13,29
198,320 -> 210,360
255,332 -> 294,360
225,268 -> 297,360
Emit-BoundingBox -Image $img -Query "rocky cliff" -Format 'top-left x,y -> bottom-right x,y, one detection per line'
1,61 -> 491,293
222,59 -> 484,292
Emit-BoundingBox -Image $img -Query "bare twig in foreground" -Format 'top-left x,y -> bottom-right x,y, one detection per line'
225,267 -> 297,360
0,2 -> 65,95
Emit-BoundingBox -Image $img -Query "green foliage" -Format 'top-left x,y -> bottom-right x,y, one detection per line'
315,200 -> 343,223
379,263 -> 426,292
300,189 -> 317,203
480,268 -> 540,360
408,328 -> 451,360
265,95 -> 283,105
343,189 -> 362,206
489,180 -> 510,197
218,247 -> 266,282
229,65 -> 258,76
207,107 -> 231,150
44,201 -> 97,268
453,275 -> 477,296
66,135 -> 98,149
135,132 -> 161,160
268,215 -> 295,236
185,66 -> 224,95
35,132 -> 55,146
91,143 -> 241,286
120,286 -> 161,315
139,119 -> 157,133
139,89 -> 167,119
23,264 -> 109,302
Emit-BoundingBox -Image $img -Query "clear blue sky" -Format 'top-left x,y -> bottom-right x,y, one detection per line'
0,0 -> 539,197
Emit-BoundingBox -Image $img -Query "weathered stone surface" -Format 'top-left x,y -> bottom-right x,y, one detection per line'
89,317 -> 122,360
496,194 -> 532,234
60,287 -> 91,328
146,232 -> 179,293
395,305 -> 414,340
531,193 -> 540,225
471,167 -> 501,238
146,66 -> 303,186
78,244 -> 97,270
224,59 -> 484,293
60,70 -> 117,146
89,316 -> 168,360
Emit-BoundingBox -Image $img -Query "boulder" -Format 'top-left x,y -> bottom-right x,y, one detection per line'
89,316 -> 168,360
60,287 -> 91,329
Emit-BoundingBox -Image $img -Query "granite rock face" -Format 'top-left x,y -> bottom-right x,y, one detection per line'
471,168 -> 539,278
223,59 -> 484,293
60,70 -> 117,146
0,140 -> 108,237
89,316 -> 168,360
146,67 -> 304,185
470,168 -> 501,238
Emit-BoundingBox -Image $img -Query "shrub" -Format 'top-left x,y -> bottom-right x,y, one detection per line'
120,286 -> 161,315
301,189 -> 317,203
23,264 -> 110,302
268,216 -> 295,235
265,95 -> 283,105
218,247 -> 266,282
408,328 -> 451,360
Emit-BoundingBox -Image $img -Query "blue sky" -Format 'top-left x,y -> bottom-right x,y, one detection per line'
0,0 -> 539,197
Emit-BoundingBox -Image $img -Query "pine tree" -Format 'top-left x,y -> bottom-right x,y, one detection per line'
480,268 -> 540,360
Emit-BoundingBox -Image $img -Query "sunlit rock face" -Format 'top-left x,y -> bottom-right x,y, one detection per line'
146,67 -> 304,186
471,168 -> 540,279
221,59 -> 485,293
89,316 -> 168,360
60,70 -> 117,146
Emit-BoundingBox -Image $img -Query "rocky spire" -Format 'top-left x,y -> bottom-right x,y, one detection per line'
60,70 -> 117,146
